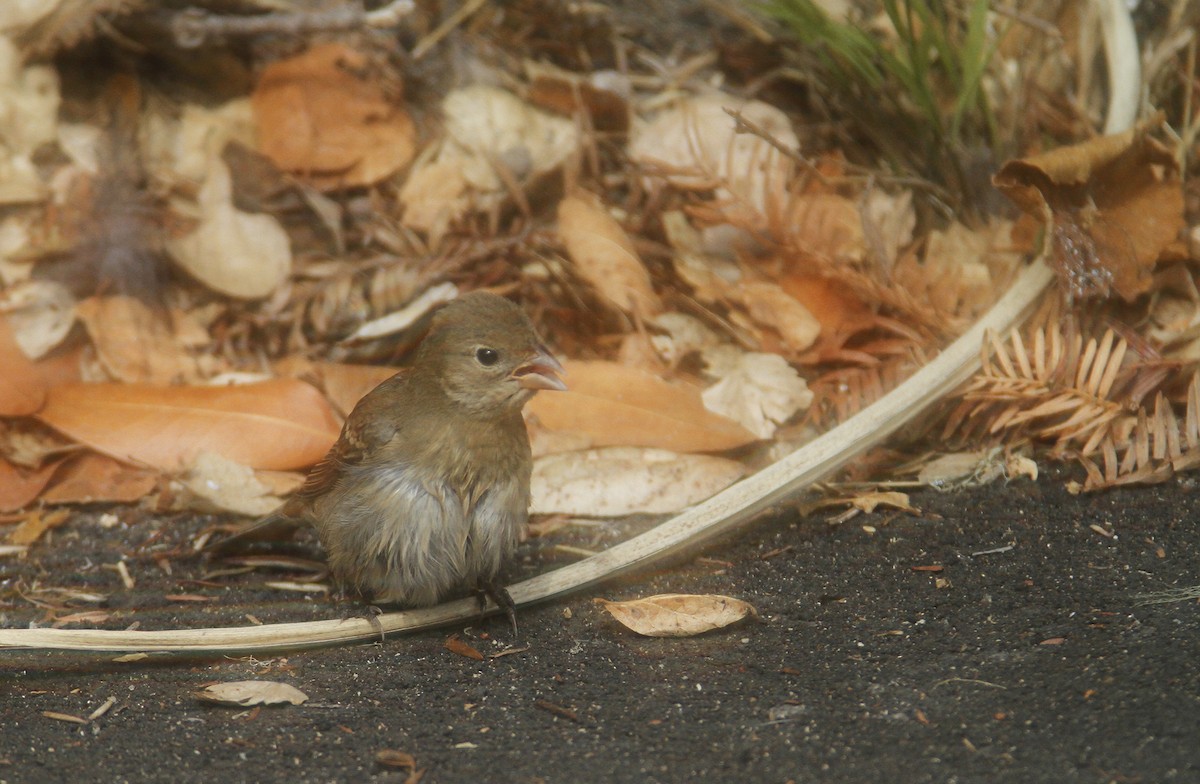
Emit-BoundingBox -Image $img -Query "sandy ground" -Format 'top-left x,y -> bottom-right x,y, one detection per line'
1,471 -> 1198,783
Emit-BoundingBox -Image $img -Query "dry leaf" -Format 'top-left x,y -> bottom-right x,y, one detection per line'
0,313 -> 45,415
444,634 -> 484,661
994,115 -> 1182,302
8,508 -> 70,546
41,452 -> 157,506
312,363 -> 399,417
143,98 -> 256,185
252,43 -> 416,189
734,281 -> 821,354
179,451 -> 285,516
75,295 -> 202,384
165,158 -> 292,300
530,447 -> 745,516
630,93 -> 795,217
436,85 -> 578,196
701,352 -> 813,439
37,379 -> 340,471
196,681 -> 308,707
0,457 -> 61,512
558,193 -> 662,322
783,193 -> 867,261
596,593 -> 757,637
525,360 -> 756,453
0,37 -> 59,203
398,160 -> 468,246
0,279 -> 76,359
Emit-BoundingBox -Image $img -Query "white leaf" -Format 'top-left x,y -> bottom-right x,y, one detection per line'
166,158 -> 291,299
530,447 -> 744,516
596,593 -> 757,637
196,680 -> 308,707
701,353 -> 812,439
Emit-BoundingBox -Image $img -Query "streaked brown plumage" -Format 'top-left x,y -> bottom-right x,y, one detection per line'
211,292 -> 564,624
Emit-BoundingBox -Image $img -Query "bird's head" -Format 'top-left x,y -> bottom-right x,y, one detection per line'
420,291 -> 566,416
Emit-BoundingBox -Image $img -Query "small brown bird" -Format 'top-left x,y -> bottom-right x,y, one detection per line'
211,292 -> 565,625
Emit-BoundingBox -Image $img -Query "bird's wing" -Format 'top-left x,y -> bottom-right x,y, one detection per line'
289,369 -> 409,508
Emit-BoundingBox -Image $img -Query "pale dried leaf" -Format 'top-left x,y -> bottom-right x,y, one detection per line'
558,194 -> 662,321
530,447 -> 745,516
630,93 -> 795,216
180,451 -> 285,516
701,352 -> 812,439
398,160 -> 468,246
166,158 -> 292,300
735,281 -> 821,353
437,85 -> 579,196
595,593 -> 757,637
196,680 -> 308,707
0,37 -> 58,203
0,280 -> 75,359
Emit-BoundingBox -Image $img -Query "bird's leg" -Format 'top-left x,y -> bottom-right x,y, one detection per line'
330,583 -> 386,643
476,577 -> 518,635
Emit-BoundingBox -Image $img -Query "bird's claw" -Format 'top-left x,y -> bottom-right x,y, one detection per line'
477,579 -> 518,636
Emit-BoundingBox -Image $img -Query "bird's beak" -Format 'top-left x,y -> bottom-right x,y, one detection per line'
513,346 -> 567,392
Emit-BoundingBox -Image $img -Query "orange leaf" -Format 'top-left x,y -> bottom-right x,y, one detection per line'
558,193 -> 662,321
253,43 -> 417,190
41,452 -> 158,506
0,314 -> 46,415
525,360 -> 756,453
314,363 -> 399,417
0,457 -> 62,512
37,379 -> 340,471
993,114 -> 1182,302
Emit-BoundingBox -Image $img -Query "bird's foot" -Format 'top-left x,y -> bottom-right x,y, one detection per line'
330,586 -> 386,642
476,579 -> 518,636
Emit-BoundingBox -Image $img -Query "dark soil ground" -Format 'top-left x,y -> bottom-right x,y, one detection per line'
1,470 -> 1198,784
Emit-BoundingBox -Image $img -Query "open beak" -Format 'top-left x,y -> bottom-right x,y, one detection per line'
513,345 -> 567,392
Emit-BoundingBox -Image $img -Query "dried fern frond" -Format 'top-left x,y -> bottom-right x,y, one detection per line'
944,325 -> 1137,455
807,348 -> 928,427
1076,373 -> 1200,491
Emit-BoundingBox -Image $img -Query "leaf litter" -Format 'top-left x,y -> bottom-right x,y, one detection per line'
0,1 -> 1192,624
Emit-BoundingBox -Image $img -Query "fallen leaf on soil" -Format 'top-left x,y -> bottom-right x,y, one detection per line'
8,508 -> 70,545
558,193 -> 662,322
530,446 -> 745,516
375,749 -> 419,770
701,352 -> 813,439
179,451 -> 286,516
525,360 -> 756,453
444,634 -> 484,661
40,452 -> 155,506
165,158 -> 292,300
630,92 -> 795,217
196,681 -> 309,707
253,43 -> 416,189
595,593 -> 757,637
315,363 -> 400,416
0,313 -> 45,414
993,115 -> 1182,302
37,379 -> 340,471
0,457 -> 61,511
75,295 -> 203,384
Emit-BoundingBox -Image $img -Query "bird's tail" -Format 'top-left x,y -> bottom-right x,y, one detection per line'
203,512 -> 304,555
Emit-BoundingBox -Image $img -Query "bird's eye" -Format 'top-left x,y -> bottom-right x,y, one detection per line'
475,347 -> 500,366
